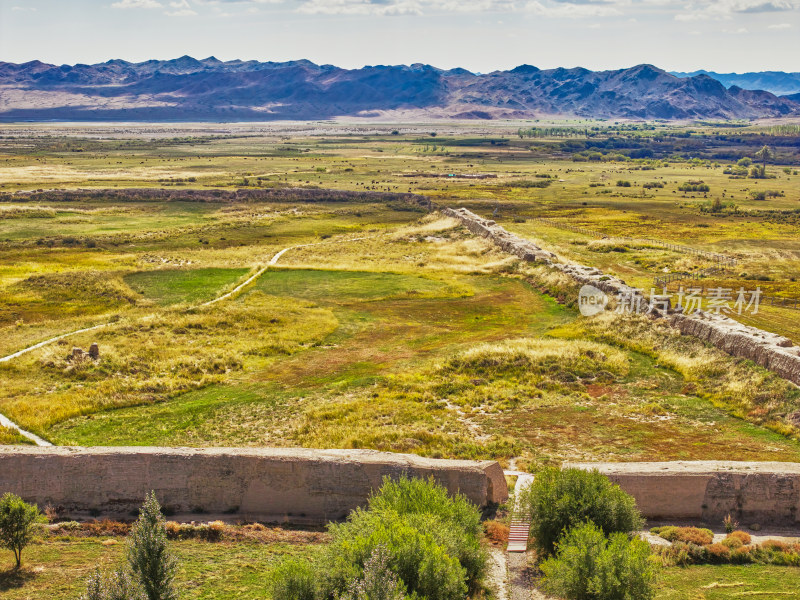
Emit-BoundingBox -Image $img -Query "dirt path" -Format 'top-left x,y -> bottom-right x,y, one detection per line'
0,234 -> 373,446
0,323 -> 108,365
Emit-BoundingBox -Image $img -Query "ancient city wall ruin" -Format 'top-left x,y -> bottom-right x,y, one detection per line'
571,461 -> 800,526
445,207 -> 800,387
0,447 -> 507,523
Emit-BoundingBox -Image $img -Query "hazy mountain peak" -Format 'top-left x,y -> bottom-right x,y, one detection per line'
0,58 -> 797,122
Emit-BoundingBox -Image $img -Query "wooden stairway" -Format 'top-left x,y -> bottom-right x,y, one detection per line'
505,471 -> 533,553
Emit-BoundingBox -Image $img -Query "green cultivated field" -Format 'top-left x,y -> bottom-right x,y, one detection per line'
1,121 -> 800,597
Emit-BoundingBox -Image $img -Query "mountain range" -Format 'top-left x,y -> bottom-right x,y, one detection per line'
670,70 -> 800,97
1,57 -> 799,122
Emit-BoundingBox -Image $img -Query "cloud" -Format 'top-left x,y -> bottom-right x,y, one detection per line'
165,0 -> 198,15
525,0 -> 621,16
296,0 -> 624,16
111,0 -> 163,8
735,1 -> 794,12
768,20 -> 793,25
675,0 -> 799,21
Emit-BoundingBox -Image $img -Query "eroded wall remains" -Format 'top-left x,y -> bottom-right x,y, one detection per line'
0,446 -> 507,523
570,461 -> 800,525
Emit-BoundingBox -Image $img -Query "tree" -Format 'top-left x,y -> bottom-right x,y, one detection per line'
127,492 -> 178,600
0,492 -> 46,569
755,145 -> 774,170
750,145 -> 775,179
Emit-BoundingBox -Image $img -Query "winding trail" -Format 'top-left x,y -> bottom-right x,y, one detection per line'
0,234 -> 373,446
198,236 -> 369,307
0,323 -> 108,365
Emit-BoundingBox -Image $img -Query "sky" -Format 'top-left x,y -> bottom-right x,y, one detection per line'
0,0 -> 798,73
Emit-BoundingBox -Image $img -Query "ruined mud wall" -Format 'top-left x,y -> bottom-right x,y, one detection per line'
0,447 -> 507,523
669,312 -> 800,385
571,461 -> 800,526
442,207 -> 557,263
446,207 -> 800,386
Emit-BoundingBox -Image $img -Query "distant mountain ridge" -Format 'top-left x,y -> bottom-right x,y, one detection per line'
670,70 -> 800,97
1,57 -> 798,122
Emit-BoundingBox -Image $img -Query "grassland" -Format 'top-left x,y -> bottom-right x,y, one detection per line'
0,122 -> 799,470
1,122 -> 800,598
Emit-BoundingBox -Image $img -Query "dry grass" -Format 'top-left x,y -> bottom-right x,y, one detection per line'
0,425 -> 31,445
0,292 -> 338,435
550,311 -> 800,437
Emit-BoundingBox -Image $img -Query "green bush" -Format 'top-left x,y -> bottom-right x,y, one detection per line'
367,476 -> 482,540
541,522 -> 657,600
0,492 -> 46,568
269,477 -> 487,600
320,509 -> 469,599
678,182 -> 710,193
268,558 -> 318,600
522,468 -> 644,555
365,476 -> 485,590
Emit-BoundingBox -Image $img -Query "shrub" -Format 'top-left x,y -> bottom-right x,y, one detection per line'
0,492 -> 46,568
270,477 -> 487,599
679,181 -> 710,193
616,180 -> 632,187
337,545 -> 406,600
706,543 -> 731,562
81,568 -> 146,600
651,526 -> 713,546
365,476 -> 485,589
723,513 -> 738,534
367,476 -> 481,540
320,508 -> 470,599
722,536 -> 743,549
268,558 -> 317,600
483,520 -> 509,545
761,539 -> 789,552
728,530 -> 751,545
127,492 -> 178,600
522,468 -> 644,555
540,522 -> 657,600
